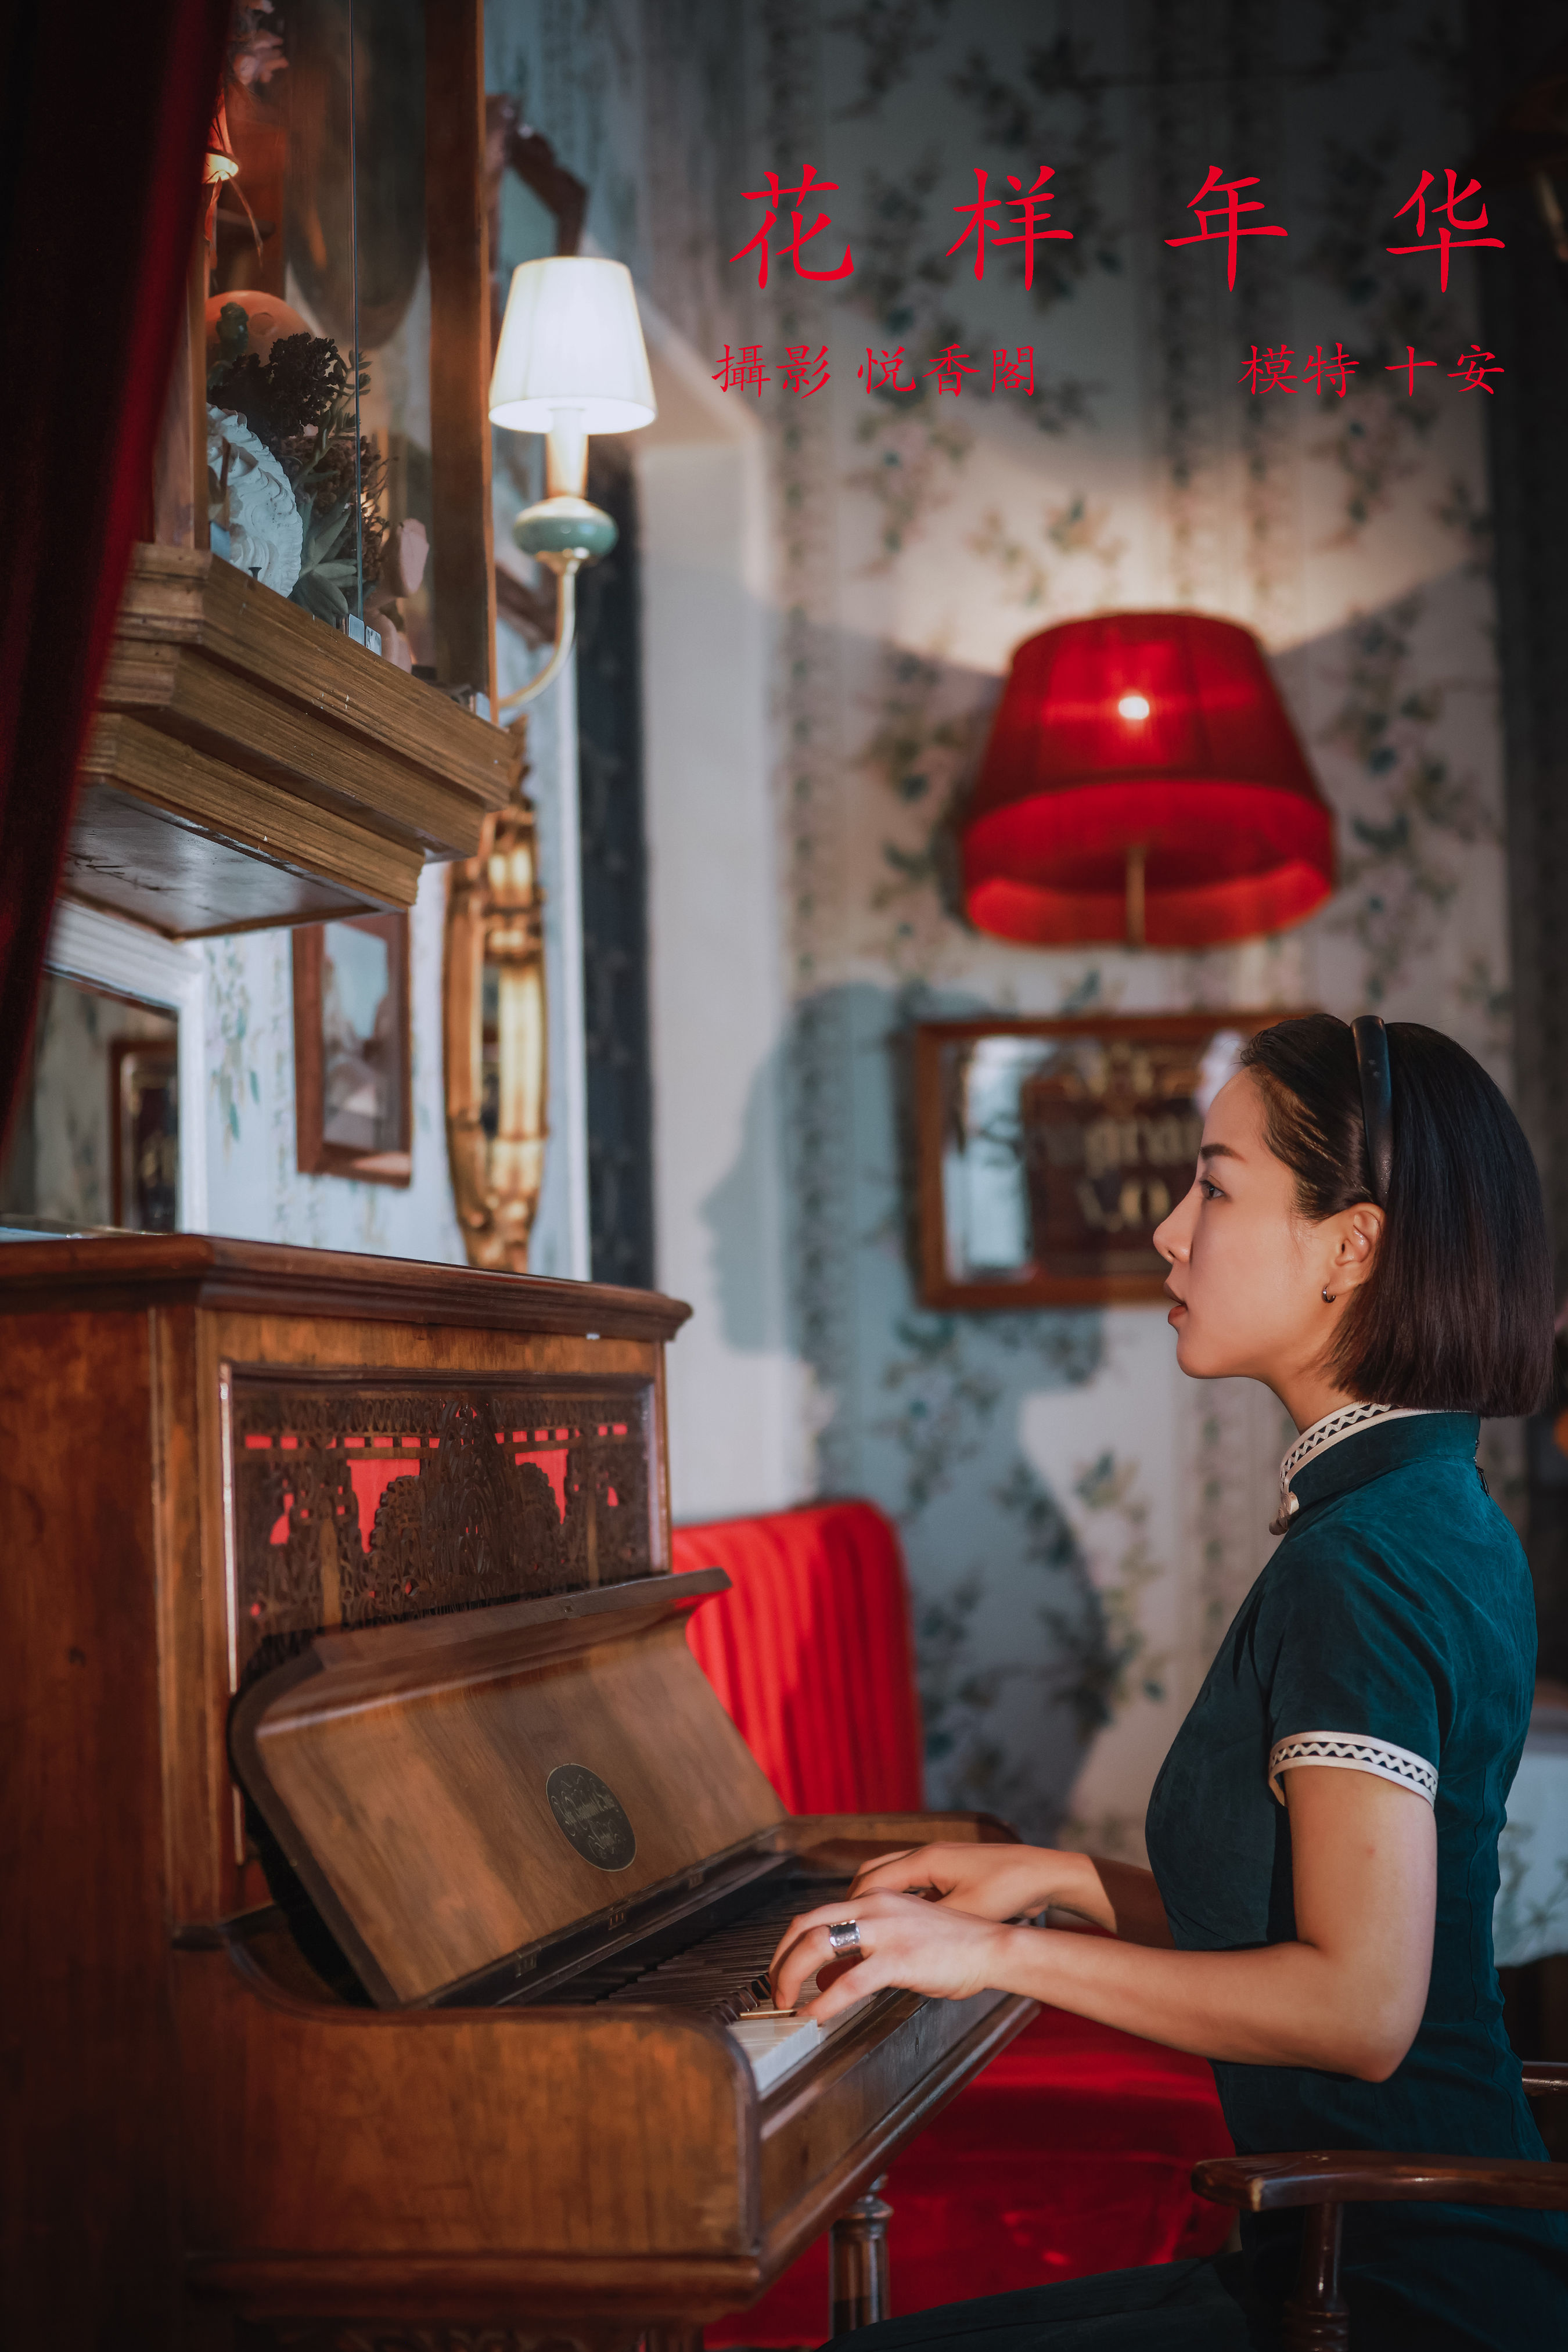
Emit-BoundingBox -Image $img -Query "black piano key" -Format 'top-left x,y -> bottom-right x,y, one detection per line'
587,1879 -> 845,2019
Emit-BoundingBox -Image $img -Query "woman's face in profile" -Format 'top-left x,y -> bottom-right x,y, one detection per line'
1153,1071 -> 1328,1388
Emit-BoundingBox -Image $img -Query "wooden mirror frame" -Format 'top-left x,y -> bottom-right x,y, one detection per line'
914,1010 -> 1307,1310
293,914 -> 413,1186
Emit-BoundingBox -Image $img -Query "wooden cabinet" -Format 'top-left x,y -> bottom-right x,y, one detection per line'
69,546 -> 521,936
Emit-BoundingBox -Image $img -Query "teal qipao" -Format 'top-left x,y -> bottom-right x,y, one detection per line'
1145,1411 -> 1568,2348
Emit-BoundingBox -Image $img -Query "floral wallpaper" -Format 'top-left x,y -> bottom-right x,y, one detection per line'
200,864 -> 467,1260
494,0 -> 1515,1853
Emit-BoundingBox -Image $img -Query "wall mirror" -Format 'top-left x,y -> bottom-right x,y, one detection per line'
914,1013 -> 1299,1309
293,914 -> 413,1184
0,905 -> 207,1238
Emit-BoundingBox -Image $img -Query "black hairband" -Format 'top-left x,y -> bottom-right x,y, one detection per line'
1352,1013 -> 1393,1207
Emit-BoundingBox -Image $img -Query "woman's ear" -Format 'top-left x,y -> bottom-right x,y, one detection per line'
1330,1204 -> 1385,1293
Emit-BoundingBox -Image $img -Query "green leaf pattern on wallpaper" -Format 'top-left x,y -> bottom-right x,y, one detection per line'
208,938 -> 258,1147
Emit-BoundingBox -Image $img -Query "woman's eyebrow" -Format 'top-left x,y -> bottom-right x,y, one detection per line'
1199,1141 -> 1243,1163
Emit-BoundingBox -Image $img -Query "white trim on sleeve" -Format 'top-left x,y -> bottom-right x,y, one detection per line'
1268,1731 -> 1437,1808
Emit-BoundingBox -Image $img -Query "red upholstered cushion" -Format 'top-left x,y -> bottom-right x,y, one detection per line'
673,1501 -> 925,1814
671,1502 -> 1232,2343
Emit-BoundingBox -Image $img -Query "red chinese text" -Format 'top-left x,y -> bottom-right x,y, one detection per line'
926,344 -> 980,395
1240,343 -> 1360,397
1449,346 -> 1504,393
991,346 -> 1035,394
1384,345 -> 1438,396
1238,344 -> 1299,394
857,346 -> 919,394
730,166 -> 853,290
711,344 -> 772,397
946,166 -> 1073,287
778,343 -> 831,396
1167,164 -> 1288,289
1304,343 -> 1357,397
1387,170 -> 1503,292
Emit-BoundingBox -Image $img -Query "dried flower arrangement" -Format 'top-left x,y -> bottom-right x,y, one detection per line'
207,301 -> 386,623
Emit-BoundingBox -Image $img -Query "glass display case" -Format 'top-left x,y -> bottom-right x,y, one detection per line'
203,1 -> 472,693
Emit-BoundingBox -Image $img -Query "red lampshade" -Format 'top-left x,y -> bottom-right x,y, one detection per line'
962,612 -> 1335,947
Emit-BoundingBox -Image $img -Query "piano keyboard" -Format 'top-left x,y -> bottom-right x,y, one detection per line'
538,1878 -> 871,2092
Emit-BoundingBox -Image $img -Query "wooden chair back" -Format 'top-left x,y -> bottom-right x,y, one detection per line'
1193,2063 -> 1568,2351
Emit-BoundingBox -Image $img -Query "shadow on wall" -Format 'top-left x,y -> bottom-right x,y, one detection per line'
700,978 -> 1124,1839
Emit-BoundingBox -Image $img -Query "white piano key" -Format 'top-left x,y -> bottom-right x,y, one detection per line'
726,1974 -> 874,2095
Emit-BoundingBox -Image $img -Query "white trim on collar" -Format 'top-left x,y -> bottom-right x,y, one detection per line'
1269,1402 -> 1437,1536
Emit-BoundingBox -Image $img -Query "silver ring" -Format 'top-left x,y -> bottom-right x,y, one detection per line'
826,1918 -> 862,1957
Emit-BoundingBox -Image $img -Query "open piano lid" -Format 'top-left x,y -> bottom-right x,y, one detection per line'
231,1569 -> 787,2009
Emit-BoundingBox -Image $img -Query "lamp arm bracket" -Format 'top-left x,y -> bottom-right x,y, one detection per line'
497,562 -> 580,713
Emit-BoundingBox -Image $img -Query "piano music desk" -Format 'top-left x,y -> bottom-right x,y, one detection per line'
0,1238 -> 1037,2351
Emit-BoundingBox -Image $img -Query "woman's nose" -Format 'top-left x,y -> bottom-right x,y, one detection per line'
1153,1185 -> 1195,1264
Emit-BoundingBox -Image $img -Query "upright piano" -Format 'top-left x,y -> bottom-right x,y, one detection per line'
0,1239 -> 1035,2351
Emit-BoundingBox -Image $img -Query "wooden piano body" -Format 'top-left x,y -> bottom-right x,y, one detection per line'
0,1239 -> 1035,2350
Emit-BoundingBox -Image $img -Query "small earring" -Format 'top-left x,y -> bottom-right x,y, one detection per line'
1322,1286 -> 1336,1303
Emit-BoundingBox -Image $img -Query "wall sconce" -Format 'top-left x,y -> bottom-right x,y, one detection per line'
488,256 -> 657,711
444,259 -> 656,1274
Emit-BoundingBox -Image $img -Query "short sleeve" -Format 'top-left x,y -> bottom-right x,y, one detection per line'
1257,1541 -> 1444,1809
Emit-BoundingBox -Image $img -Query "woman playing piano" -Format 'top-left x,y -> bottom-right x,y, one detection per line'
772,1015 -> 1568,2349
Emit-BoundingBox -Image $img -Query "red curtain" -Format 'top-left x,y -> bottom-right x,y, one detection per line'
0,1 -> 232,1151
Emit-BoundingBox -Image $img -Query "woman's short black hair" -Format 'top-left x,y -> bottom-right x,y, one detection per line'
1238,1013 -> 1552,1416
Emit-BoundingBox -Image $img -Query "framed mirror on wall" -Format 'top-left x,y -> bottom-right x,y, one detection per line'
0,904 -> 208,1238
914,1012 -> 1303,1310
293,914 -> 413,1184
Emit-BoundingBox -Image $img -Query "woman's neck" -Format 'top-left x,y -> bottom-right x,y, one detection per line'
1271,1373 -> 1367,1438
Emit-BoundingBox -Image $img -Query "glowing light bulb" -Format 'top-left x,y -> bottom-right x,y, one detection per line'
1118,693 -> 1151,721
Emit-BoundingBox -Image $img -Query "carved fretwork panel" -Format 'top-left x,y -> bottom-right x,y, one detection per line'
224,1369 -> 659,1687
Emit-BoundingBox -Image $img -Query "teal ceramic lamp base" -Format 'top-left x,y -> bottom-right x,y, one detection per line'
512,494 -> 618,568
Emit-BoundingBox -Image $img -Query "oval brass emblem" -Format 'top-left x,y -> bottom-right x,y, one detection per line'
545,1763 -> 637,1872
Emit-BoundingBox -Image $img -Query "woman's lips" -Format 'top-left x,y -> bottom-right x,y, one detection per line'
1166,1290 -> 1187,1325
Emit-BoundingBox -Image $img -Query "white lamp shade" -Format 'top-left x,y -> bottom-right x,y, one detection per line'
488,257 -> 657,434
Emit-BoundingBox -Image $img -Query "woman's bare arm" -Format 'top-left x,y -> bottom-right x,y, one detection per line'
847,1841 -> 1175,1947
778,1767 -> 1436,2082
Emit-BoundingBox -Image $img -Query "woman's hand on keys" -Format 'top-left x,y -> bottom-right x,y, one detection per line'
769,1889 -> 1015,2021
846,1840 -> 1071,1923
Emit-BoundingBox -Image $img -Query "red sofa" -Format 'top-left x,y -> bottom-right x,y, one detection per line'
672,1499 -> 1232,2342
